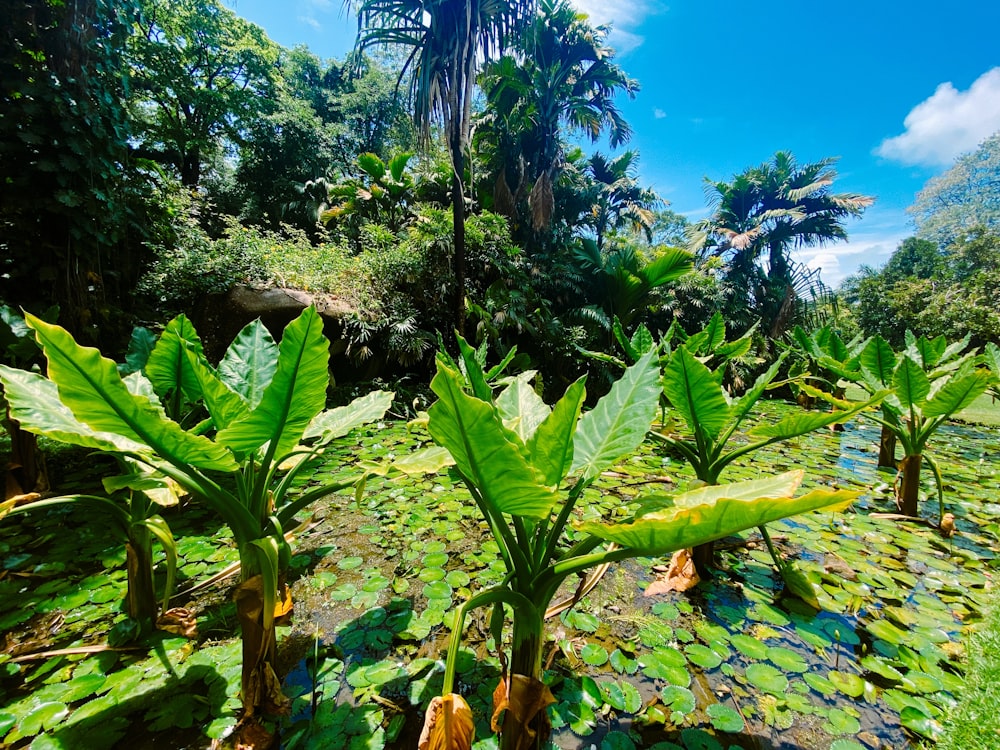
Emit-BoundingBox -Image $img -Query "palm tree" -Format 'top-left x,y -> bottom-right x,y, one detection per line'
478,0 -> 638,232
692,152 -> 872,337
585,150 -> 661,251
351,0 -> 535,336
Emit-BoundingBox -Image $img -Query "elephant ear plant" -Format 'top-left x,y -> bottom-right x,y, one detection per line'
0,307 -> 393,745
856,333 -> 992,519
655,346 -> 883,582
422,339 -> 860,750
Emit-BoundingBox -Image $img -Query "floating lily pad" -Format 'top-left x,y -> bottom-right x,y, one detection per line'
601,732 -> 636,750
684,643 -> 722,670
661,685 -> 696,717
581,643 -> 609,667
900,705 -> 944,740
823,707 -> 861,735
744,664 -> 788,695
765,646 -> 808,672
828,670 -> 866,698
706,702 -> 744,733
610,649 -> 638,675
729,634 -> 768,660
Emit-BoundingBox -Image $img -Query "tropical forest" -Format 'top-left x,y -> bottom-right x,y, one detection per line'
2,1 -> 1000,749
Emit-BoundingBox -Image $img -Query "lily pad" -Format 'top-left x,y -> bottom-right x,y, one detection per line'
706,702 -> 744,733
581,643 -> 609,667
744,664 -> 788,695
684,643 -> 722,670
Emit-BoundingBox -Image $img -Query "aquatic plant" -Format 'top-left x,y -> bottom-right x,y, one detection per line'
423,338 -> 858,749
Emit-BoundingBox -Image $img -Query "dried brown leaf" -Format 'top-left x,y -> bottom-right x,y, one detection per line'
644,548 -> 700,595
156,607 -> 198,638
418,693 -> 475,750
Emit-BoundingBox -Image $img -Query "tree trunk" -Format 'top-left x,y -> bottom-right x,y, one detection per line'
878,425 -> 897,469
896,454 -> 922,517
125,534 -> 157,628
181,147 -> 201,187
449,128 -> 467,338
500,609 -> 552,750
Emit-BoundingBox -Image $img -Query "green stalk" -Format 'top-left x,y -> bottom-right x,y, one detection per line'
442,588 -> 534,694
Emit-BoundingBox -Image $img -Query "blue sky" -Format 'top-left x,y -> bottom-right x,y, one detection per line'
227,0 -> 1000,286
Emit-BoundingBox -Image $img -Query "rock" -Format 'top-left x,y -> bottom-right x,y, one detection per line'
195,285 -> 355,362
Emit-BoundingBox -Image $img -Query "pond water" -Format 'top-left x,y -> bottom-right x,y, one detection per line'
0,404 -> 997,750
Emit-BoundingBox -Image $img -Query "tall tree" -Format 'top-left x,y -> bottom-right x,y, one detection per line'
693,152 -> 872,337
128,0 -> 279,186
478,0 -> 638,233
0,0 -> 135,335
352,0 -> 535,336
909,130 -> 1000,248
584,150 -> 660,252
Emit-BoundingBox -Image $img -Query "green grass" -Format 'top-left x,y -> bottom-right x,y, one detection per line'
938,588 -> 1000,750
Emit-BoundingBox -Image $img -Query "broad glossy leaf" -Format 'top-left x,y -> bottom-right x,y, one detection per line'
120,326 -> 157,375
496,372 -> 550,442
748,396 -> 880,439
305,390 -> 394,441
144,315 -> 205,405
528,378 -> 586,486
859,336 -> 896,386
184,348 -> 249,430
661,347 -> 729,440
455,337 -> 492,402
922,370 -> 992,418
577,474 -> 857,554
572,349 -> 661,482
894,356 -> 930,410
730,354 -> 786,424
22,316 -> 237,471
216,307 -> 330,458
641,247 -> 693,287
428,363 -> 557,519
217,319 -> 278,409
0,366 -> 147,455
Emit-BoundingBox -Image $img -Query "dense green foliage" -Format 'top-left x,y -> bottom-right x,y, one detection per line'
845,229 -> 1000,348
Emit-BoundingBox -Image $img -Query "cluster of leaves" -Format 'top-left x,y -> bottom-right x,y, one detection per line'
844,229 -> 1000,349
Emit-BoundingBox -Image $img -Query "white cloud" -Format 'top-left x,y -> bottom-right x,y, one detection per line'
876,67 -> 1000,167
571,0 -> 661,53
653,108 -> 666,119
796,232 -> 906,288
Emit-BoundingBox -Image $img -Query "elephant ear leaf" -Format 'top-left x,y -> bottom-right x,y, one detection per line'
144,314 -> 205,408
22,315 -> 237,471
305,389 -> 394,442
217,319 -> 278,409
428,361 -> 557,519
893,355 -> 930,410
662,346 -> 730,440
0,366 -> 148,455
216,307 -> 330,458
859,336 -> 896,386
578,471 -> 858,554
923,370 -> 992,418
527,377 -> 586,487
572,348 -> 661,482
496,372 -> 550,443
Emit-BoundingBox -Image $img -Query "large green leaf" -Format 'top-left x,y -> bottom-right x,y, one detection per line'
748,396 -> 881,439
640,247 -> 694,287
527,378 -> 586,487
144,315 -> 205,406
578,474 -> 858,554
0,366 -> 148,456
730,354 -> 786,425
428,363 -> 558,519
22,315 -> 237,471
217,319 -> 278,409
922,371 -> 992,418
304,390 -> 394,441
859,336 -> 896,386
216,307 -> 330,458
184,348 -> 250,430
572,349 -> 661,482
661,347 -> 730,441
496,372 -> 550,442
893,356 -> 930,410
